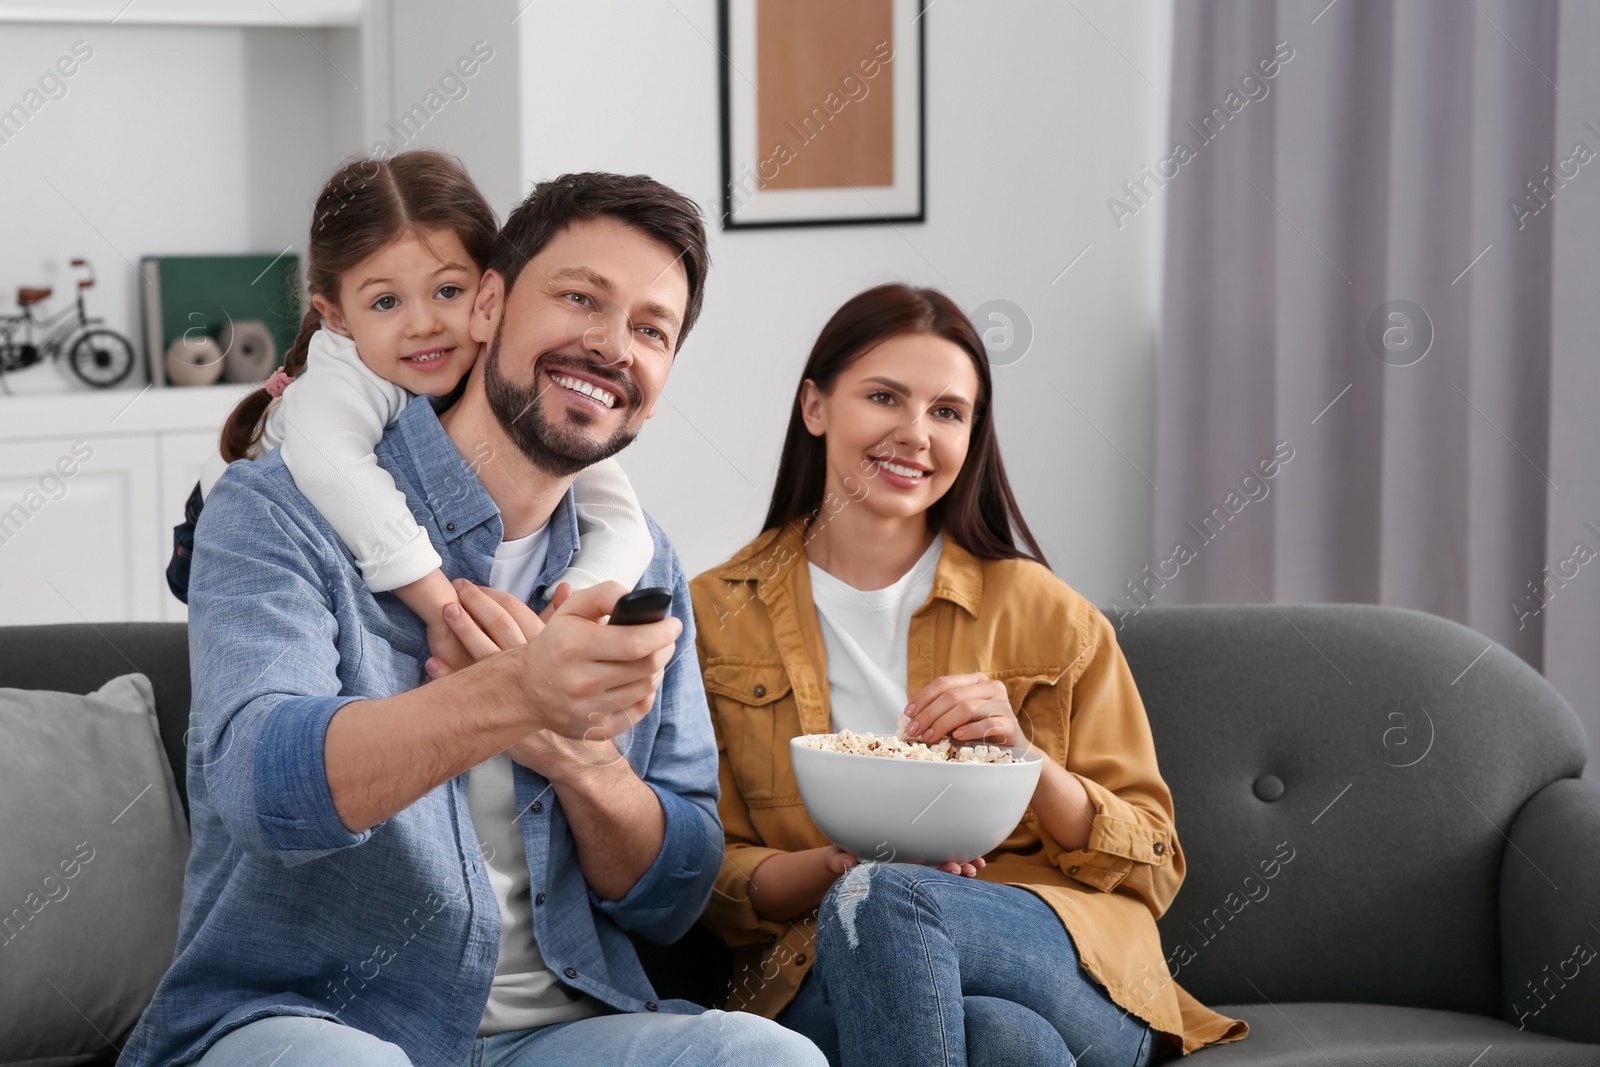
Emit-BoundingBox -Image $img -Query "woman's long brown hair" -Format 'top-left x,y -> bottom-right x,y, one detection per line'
763,283 -> 1049,568
219,150 -> 498,461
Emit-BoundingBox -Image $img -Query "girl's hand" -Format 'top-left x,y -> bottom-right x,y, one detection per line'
538,582 -> 570,624
902,674 -> 1022,748
394,570 -> 475,673
423,618 -> 474,674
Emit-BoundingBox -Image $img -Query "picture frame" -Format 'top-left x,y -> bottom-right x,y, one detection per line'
718,0 -> 926,230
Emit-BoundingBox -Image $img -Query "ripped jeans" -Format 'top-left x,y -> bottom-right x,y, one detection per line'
777,863 -> 1157,1067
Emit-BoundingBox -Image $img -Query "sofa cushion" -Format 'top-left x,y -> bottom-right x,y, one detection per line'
1174,1002 -> 1594,1065
0,673 -> 189,1067
0,623 -> 191,819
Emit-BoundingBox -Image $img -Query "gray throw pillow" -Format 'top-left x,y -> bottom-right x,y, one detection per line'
0,673 -> 189,1067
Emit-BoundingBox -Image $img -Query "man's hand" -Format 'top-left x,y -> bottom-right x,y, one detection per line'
505,582 -> 678,780
427,580 -> 679,782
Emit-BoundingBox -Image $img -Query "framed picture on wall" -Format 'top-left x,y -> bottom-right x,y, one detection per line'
719,0 -> 926,229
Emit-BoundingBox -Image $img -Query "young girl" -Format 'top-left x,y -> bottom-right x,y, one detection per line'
178,150 -> 651,666
690,285 -> 1249,1066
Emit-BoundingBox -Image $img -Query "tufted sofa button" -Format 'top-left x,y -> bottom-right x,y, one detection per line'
1254,774 -> 1286,802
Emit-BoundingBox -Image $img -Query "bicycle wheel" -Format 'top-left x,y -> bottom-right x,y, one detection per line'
67,328 -> 136,388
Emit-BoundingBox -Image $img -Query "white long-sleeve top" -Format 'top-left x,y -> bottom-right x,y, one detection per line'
200,328 -> 652,595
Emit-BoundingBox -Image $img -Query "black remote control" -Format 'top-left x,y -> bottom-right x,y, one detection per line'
608,587 -> 672,625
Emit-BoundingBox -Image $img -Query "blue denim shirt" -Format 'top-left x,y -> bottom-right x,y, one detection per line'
118,398 -> 722,1067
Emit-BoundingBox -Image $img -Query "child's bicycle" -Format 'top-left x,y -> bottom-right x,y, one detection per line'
0,258 -> 136,393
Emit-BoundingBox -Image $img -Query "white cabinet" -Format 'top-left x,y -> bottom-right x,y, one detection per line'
0,386 -> 253,625
0,435 -> 159,624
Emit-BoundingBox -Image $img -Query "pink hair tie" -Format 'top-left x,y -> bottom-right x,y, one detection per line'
264,367 -> 294,398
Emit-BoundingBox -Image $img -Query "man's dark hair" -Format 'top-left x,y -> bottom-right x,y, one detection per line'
489,172 -> 711,350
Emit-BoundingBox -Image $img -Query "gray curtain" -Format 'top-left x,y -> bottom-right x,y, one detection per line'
1155,0 -> 1599,776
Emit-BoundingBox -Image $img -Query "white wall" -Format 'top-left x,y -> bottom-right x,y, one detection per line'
516,0 -> 1172,600
0,20 -> 360,391
362,0 -> 523,220
0,1 -> 1172,610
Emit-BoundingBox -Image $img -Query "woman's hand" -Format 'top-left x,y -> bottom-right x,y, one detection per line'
822,845 -> 859,877
902,673 -> 1022,748
934,857 -> 987,878
749,845 -> 859,922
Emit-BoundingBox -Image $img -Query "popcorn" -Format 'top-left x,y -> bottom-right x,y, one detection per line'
798,730 -> 1018,763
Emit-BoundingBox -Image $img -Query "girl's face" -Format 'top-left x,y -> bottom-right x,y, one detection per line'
313,227 -> 482,397
800,332 -> 981,524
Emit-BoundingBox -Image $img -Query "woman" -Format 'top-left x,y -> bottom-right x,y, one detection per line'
689,285 -> 1248,1066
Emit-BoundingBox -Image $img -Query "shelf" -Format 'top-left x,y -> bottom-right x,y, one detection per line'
0,383 -> 255,441
0,0 -> 361,27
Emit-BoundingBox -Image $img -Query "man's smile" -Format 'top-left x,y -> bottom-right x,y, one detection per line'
549,369 -> 619,409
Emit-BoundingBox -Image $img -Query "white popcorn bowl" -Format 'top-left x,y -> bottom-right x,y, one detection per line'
789,735 -> 1045,865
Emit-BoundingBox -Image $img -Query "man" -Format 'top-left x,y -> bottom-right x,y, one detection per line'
118,173 -> 823,1067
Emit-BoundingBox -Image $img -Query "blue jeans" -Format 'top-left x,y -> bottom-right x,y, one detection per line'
196,1009 -> 826,1066
779,863 -> 1156,1067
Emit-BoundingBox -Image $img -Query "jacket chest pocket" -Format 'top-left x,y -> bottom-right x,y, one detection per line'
703,660 -> 800,807
993,666 -> 1067,765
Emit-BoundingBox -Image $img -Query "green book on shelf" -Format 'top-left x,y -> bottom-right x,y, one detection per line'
139,253 -> 302,387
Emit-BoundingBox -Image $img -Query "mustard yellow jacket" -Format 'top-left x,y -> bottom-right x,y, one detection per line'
689,523 -> 1249,1057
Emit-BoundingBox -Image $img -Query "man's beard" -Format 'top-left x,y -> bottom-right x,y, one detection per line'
483,320 -> 640,477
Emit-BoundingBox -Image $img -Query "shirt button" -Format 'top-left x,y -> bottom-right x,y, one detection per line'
753,685 -> 766,698
794,954 -> 807,966
645,1001 -> 659,1012
530,800 -> 544,814
1153,841 -> 1166,855
1068,865 -> 1080,875
535,892 -> 545,906
445,521 -> 456,532
564,966 -> 578,979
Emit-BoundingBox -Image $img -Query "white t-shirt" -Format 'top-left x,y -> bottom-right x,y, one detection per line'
488,520 -> 552,598
808,534 -> 943,734
467,521 -> 604,1036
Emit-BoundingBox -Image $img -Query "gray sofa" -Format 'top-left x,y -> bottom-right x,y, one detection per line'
2,605 -> 1597,1066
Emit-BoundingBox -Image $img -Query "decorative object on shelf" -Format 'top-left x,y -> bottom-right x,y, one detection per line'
0,258 -> 137,394
719,0 -> 925,229
218,319 -> 277,383
139,253 -> 301,388
164,334 -> 224,388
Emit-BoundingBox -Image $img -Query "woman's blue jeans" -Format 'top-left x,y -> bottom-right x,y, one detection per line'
778,863 -> 1157,1067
